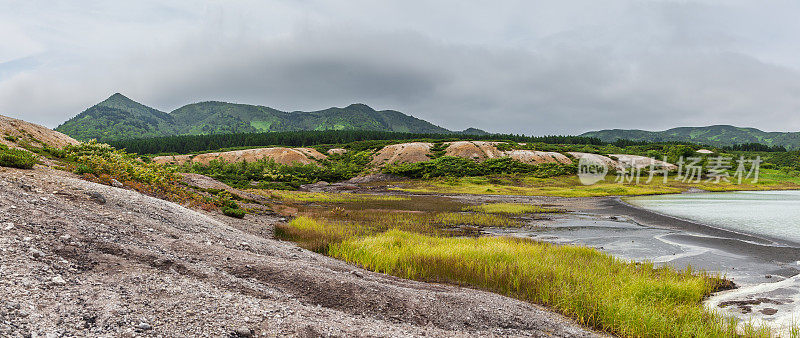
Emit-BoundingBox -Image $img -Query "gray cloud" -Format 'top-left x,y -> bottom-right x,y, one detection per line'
3,1 -> 800,135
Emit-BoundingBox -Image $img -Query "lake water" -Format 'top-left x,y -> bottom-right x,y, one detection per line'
625,190 -> 800,244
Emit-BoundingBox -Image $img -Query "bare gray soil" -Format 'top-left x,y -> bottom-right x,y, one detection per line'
0,167 -> 601,337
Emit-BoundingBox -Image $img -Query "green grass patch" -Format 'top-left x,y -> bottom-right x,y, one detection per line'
464,202 -> 561,214
254,189 -> 409,203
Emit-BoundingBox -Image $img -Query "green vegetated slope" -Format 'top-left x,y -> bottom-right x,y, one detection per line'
582,125 -> 800,149
56,93 -> 178,140
56,93 -> 487,141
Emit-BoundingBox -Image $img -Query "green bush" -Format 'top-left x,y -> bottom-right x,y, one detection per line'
181,155 -> 368,189
0,148 -> 38,169
222,206 -> 246,218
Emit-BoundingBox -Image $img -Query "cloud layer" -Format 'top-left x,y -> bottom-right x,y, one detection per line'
3,1 -> 800,134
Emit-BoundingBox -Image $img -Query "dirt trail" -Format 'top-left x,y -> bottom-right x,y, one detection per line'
0,167 -> 600,337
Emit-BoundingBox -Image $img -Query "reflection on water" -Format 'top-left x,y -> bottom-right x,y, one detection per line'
625,190 -> 800,244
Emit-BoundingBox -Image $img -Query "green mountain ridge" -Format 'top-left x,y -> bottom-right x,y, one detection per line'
581,125 -> 800,149
57,94 -> 488,141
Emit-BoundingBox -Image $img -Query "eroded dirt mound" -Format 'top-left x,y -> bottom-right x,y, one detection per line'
370,142 -> 433,166
0,115 -> 79,149
567,152 -> 620,168
152,147 -> 327,166
609,154 -> 678,170
444,141 -> 503,161
0,167 -> 599,337
151,154 -> 193,165
503,150 -> 573,165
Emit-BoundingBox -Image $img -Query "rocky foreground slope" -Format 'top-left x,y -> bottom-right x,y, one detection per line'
0,165 -> 599,337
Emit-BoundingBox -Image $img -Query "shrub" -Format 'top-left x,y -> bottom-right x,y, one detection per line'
0,148 -> 38,169
222,206 -> 246,218
61,141 -> 212,208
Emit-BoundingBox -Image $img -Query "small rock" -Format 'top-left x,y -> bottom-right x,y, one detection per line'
22,236 -> 32,242
240,242 -> 250,247
3,223 -> 13,230
86,192 -> 106,204
51,276 -> 67,286
60,234 -> 71,240
761,308 -> 778,315
110,179 -> 124,188
765,274 -> 772,279
28,247 -> 45,258
231,327 -> 253,337
136,322 -> 152,331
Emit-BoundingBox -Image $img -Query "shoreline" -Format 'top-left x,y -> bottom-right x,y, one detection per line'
595,196 -> 800,264
405,187 -> 800,265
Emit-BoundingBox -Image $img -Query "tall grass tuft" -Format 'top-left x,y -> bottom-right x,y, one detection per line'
463,202 -> 561,214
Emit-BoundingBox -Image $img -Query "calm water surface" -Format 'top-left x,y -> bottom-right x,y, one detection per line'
625,190 -> 800,244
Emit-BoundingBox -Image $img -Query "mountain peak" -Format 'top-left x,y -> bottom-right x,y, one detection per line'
97,93 -> 141,109
103,92 -> 130,102
345,103 -> 374,111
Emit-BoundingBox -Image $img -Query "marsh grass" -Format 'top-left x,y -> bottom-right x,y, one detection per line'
250,189 -> 409,203
463,202 -> 561,214
322,209 -> 524,232
392,172 -> 800,197
277,217 -> 744,336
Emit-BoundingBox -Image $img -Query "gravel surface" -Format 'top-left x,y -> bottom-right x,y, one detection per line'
0,167 -> 601,337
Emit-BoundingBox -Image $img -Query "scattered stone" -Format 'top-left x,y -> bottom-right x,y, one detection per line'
60,234 -> 71,240
136,322 -> 153,331
231,326 -> 253,337
110,179 -> 124,188
3,222 -> 13,230
51,276 -> 67,286
765,274 -> 772,279
86,191 -> 106,204
760,308 -> 778,315
28,247 -> 45,258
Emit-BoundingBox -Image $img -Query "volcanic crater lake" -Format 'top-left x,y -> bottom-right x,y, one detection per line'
625,190 -> 800,244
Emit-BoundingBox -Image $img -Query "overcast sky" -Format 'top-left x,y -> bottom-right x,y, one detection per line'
3,1 -> 800,135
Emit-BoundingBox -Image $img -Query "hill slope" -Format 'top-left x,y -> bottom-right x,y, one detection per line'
581,125 -> 800,149
57,94 -> 487,141
56,93 -> 177,141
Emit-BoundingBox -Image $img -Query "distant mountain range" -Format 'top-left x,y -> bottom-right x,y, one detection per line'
56,93 -> 488,141
581,125 -> 800,149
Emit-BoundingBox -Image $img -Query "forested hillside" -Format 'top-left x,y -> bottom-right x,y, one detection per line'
55,93 -> 177,140
56,94 -> 488,141
582,125 -> 800,149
